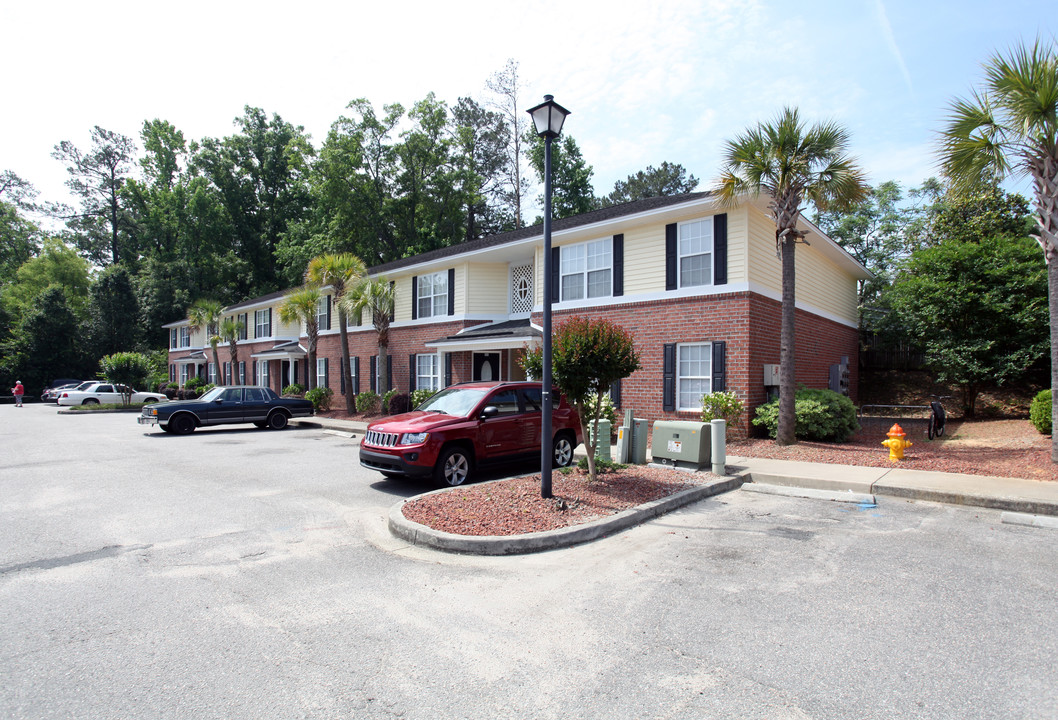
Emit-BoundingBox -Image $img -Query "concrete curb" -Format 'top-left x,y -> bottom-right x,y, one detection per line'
872,482 -> 1058,517
742,483 -> 876,505
388,474 -> 745,555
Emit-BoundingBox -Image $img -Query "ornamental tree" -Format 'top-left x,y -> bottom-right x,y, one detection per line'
522,316 -> 640,482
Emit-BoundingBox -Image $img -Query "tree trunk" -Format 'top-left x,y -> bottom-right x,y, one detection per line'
379,342 -> 388,394
777,235 -> 798,446
1050,257 -> 1058,462
338,310 -> 354,414
212,346 -> 221,387
307,348 -> 317,391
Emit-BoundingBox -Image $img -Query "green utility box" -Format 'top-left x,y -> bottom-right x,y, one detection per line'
650,420 -> 711,471
616,419 -> 649,464
588,419 -> 612,462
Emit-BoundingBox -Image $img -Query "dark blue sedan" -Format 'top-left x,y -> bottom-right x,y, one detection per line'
138,386 -> 314,434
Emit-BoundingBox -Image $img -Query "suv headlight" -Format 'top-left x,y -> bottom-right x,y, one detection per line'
400,432 -> 429,445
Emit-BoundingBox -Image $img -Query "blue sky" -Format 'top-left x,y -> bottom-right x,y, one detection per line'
4,0 -> 1054,214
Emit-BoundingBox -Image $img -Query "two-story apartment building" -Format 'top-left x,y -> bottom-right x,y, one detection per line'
163,192 -> 868,434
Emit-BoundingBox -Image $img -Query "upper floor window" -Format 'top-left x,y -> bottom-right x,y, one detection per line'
170,328 -> 178,349
417,272 -> 449,318
679,219 -> 713,288
316,296 -> 330,330
561,238 -> 611,302
237,313 -> 248,341
179,326 -> 190,348
255,309 -> 271,338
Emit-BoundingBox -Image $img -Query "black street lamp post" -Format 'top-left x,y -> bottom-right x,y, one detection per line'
527,94 -> 571,499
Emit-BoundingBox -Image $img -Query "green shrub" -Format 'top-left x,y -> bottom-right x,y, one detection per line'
356,391 -> 381,415
700,391 -> 744,426
381,389 -> 398,413
184,376 -> 205,391
1030,389 -> 1052,435
305,386 -> 333,412
282,383 -> 305,397
753,387 -> 859,442
411,388 -> 437,408
576,456 -> 627,474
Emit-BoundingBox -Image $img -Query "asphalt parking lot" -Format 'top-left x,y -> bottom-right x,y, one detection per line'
2,406 -> 1056,719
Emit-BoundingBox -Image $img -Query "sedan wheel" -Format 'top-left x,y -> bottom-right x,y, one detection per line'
267,412 -> 289,430
82,398 -> 99,406
435,447 -> 472,487
169,414 -> 196,435
553,434 -> 574,468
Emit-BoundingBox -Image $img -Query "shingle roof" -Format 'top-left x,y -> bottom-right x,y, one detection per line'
367,191 -> 713,274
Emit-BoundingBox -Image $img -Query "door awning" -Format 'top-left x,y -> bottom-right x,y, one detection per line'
425,319 -> 542,353
250,341 -> 307,361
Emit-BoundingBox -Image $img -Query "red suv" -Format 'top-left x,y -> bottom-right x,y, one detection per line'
359,381 -> 582,487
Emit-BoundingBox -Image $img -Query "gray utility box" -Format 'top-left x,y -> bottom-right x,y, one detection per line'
588,419 -> 612,461
616,419 -> 648,464
651,421 -> 711,471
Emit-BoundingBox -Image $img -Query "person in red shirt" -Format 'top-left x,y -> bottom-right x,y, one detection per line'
12,381 -> 24,407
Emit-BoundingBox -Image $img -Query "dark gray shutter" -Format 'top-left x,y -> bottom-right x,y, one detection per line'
713,214 -> 728,285
610,379 -> 622,409
551,246 -> 561,303
665,223 -> 678,290
409,354 -> 416,393
267,308 -> 272,336
326,295 -> 332,330
663,343 -> 676,412
353,357 -> 360,395
447,268 -> 455,316
253,361 -> 257,384
712,341 -> 726,392
411,276 -> 418,320
444,354 -> 452,387
322,358 -> 329,389
370,356 -> 377,393
612,234 -> 624,297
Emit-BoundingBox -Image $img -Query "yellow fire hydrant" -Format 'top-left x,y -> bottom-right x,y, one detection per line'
881,423 -> 912,461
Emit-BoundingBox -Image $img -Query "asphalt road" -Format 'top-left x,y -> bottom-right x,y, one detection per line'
2,405 -> 1056,719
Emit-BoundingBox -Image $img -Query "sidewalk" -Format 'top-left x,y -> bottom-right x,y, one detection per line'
296,416 -> 1058,518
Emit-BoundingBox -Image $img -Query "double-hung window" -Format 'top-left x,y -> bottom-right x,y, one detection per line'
208,363 -> 217,384
170,328 -> 178,349
256,360 -> 269,387
417,272 -> 448,318
179,326 -> 191,348
677,343 -> 712,411
561,238 -> 611,301
179,364 -> 191,384
679,219 -> 713,288
316,358 -> 328,388
416,354 -> 440,392
255,309 -> 271,338
316,296 -> 329,330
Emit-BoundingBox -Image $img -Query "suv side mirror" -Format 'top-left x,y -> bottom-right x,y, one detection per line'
480,406 -> 498,419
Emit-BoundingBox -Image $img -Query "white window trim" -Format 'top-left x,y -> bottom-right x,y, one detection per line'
416,353 -> 440,392
678,217 -> 714,290
255,309 -> 271,338
208,363 -> 216,384
179,326 -> 191,348
238,361 -> 246,385
317,358 -> 327,388
560,237 -> 612,302
418,271 -> 449,319
256,360 -> 269,387
676,342 -> 712,412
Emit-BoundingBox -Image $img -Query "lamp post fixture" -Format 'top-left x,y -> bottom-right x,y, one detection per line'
527,94 -> 571,499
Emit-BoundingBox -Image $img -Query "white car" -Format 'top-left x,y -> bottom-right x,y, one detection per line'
57,383 -> 167,406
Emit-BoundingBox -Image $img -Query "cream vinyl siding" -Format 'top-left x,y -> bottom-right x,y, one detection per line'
393,275 -> 413,322
622,224 -> 666,295
795,244 -> 860,326
453,264 -> 466,315
745,206 -> 859,324
467,263 -> 509,313
275,311 -> 301,338
747,208 -> 782,294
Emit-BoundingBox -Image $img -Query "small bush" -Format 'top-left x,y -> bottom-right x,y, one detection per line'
381,389 -> 398,413
305,386 -> 333,412
199,383 -> 215,396
356,391 -> 381,415
576,456 -> 627,474
411,388 -> 437,408
753,387 -> 859,442
700,390 -> 744,426
282,383 -> 304,397
388,392 -> 412,414
184,376 -> 205,391
1030,389 -> 1052,435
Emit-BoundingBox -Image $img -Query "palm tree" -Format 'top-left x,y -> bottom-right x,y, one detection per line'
306,253 -> 367,413
187,299 -> 225,385
938,38 -> 1058,462
220,316 -> 245,385
344,276 -> 395,395
717,106 -> 867,445
278,286 -> 322,391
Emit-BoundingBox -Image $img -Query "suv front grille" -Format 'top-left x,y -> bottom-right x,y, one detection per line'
365,430 -> 400,447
